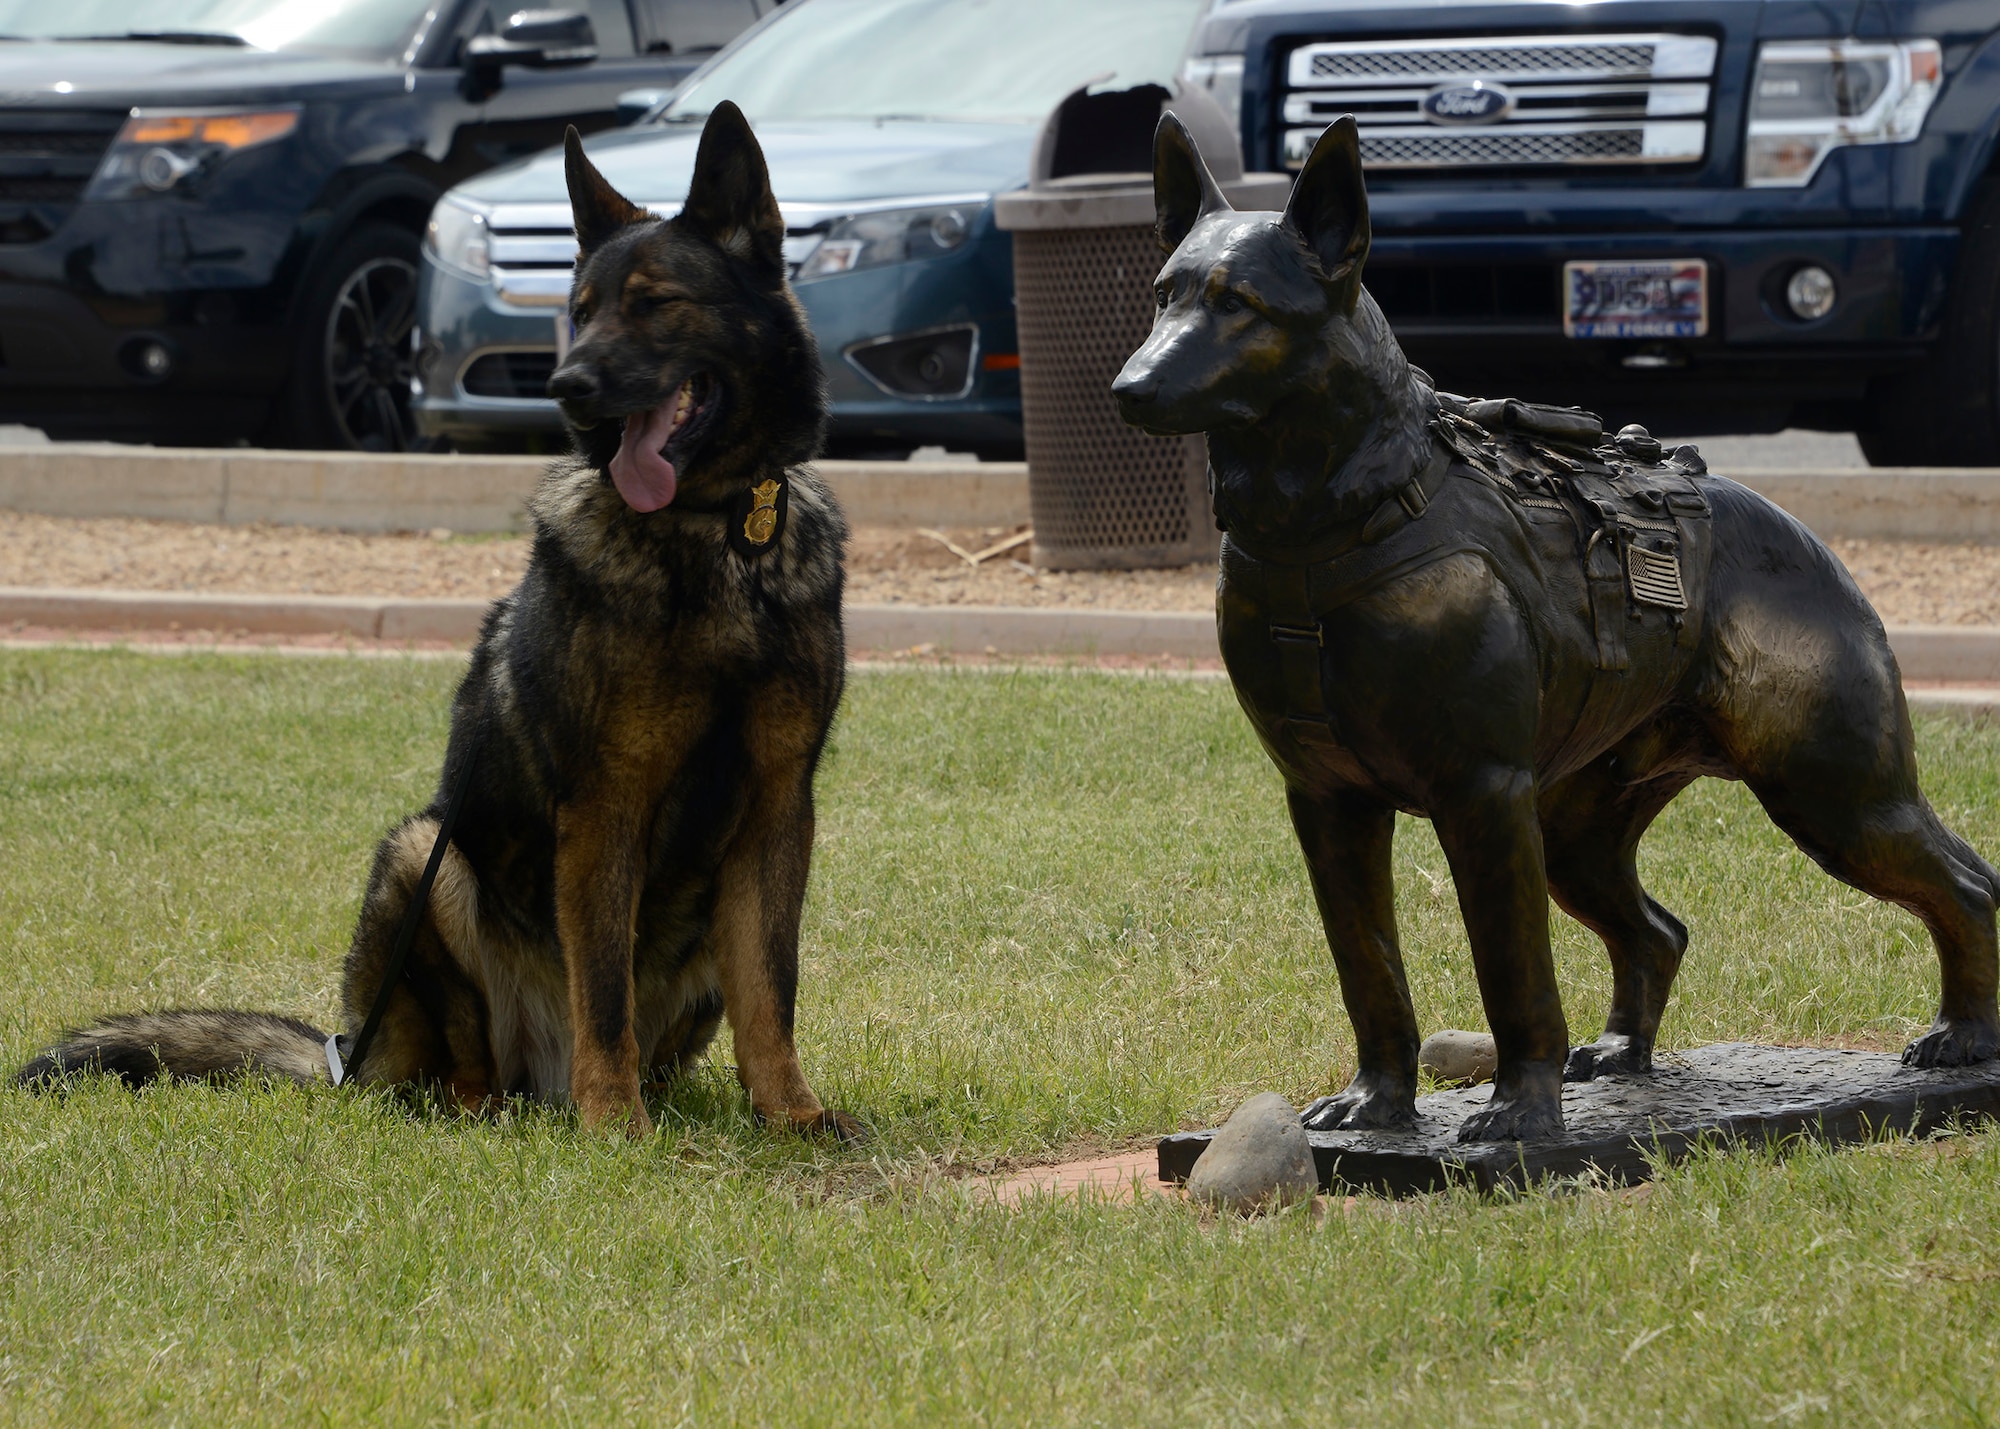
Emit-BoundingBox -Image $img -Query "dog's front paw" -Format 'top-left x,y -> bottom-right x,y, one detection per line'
581,1100 -> 655,1139
816,1108 -> 871,1145
1301,1072 -> 1415,1132
1564,1034 -> 1653,1082
574,1074 -> 654,1138
1902,1017 -> 2000,1069
774,1106 -> 871,1144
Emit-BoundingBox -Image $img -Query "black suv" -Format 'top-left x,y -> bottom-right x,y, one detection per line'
1185,0 -> 2000,462
0,0 -> 769,449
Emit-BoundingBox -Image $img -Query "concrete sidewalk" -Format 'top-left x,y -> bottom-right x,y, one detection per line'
6,443 -> 2000,544
0,446 -> 1028,533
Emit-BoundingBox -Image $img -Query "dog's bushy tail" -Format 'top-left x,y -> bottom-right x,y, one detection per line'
15,1010 -> 330,1089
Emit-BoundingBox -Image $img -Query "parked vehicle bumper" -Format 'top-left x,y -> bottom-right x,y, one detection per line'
1365,221 -> 1958,429
0,166 -> 331,442
0,275 -> 291,442
414,227 -> 1024,454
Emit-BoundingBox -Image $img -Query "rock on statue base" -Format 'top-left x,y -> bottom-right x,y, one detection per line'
1158,1044 -> 2000,1198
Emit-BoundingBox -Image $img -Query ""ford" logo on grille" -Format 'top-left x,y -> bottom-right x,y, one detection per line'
1421,81 -> 1514,124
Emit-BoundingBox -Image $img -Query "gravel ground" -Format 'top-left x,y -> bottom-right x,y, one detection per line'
847,524 -> 1214,609
0,511 -> 527,599
2,509 -> 1997,626
1821,539 -> 2000,626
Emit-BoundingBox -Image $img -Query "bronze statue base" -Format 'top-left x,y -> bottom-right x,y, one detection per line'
1158,1044 -> 2000,1197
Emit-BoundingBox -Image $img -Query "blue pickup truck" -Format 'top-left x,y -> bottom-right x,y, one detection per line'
1180,0 -> 2000,463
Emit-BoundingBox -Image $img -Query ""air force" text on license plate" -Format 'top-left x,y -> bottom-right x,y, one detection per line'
1563,260 -> 1708,339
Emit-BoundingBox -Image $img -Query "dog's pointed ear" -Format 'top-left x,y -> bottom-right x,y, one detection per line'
565,126 -> 651,254
679,101 -> 785,279
1282,116 -> 1371,303
1153,112 -> 1232,255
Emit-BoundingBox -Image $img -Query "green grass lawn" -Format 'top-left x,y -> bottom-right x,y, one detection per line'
2,649 -> 1998,1426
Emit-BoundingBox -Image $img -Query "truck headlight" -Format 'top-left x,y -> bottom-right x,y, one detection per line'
84,107 -> 299,200
425,196 -> 492,280
1180,53 -> 1245,139
794,203 -> 975,282
1746,40 -> 1942,188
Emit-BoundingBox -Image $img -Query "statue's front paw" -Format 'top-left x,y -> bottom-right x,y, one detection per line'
1456,1089 -> 1563,1144
1301,1077 -> 1415,1132
1902,1017 -> 1999,1069
1564,1034 -> 1653,1082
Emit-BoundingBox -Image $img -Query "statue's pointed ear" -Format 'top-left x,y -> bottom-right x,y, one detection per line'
679,100 -> 785,279
1152,112 -> 1231,255
1282,116 -> 1371,302
565,126 -> 651,254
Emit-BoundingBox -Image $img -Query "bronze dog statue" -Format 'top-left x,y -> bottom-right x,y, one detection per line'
1113,114 -> 2000,1143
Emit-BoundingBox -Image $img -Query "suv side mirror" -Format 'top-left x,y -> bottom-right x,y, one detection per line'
462,9 -> 599,100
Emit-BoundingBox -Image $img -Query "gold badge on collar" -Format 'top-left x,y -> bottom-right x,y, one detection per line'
743,479 -> 781,546
727,477 -> 789,559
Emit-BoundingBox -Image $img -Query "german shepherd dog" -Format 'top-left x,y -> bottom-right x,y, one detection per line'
20,104 -> 861,1141
1113,115 -> 2000,1143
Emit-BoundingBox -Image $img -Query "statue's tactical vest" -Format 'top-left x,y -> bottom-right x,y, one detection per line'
1217,394 -> 1716,756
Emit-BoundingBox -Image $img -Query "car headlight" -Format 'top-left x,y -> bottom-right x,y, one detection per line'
1745,40 -> 1942,188
83,107 -> 299,201
794,203 -> 975,282
425,197 -> 492,280
1180,53 -> 1245,138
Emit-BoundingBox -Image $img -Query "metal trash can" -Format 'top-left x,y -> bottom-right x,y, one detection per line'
995,85 -> 1289,570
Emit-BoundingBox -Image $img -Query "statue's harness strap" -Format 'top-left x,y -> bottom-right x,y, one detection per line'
1433,396 -> 1714,672
1251,441 -> 1458,745
1239,394 -> 1716,747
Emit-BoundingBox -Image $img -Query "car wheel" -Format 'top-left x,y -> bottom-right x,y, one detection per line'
269,223 -> 430,452
1859,181 -> 2000,466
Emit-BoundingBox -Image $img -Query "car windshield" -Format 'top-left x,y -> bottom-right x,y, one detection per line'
663,0 -> 1208,126
0,0 -> 431,57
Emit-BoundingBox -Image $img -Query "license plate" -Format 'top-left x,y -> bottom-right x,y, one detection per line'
1563,259 -> 1708,339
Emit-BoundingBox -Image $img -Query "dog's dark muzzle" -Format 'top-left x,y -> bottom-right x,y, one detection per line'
547,358 -> 609,429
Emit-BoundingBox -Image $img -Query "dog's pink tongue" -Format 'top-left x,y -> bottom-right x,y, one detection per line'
609,403 -> 679,512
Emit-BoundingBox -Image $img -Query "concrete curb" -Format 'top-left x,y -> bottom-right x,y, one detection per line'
0,445 -> 1028,533
1727,469 -> 2000,544
0,587 -> 488,641
4,587 -> 1999,684
1907,687 -> 2000,719
1876,627 -> 2000,684
0,590 -> 1218,655
846,603 -> 1218,657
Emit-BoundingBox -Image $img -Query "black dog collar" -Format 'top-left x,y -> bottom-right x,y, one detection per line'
726,476 -> 788,559
1227,442 -> 1453,567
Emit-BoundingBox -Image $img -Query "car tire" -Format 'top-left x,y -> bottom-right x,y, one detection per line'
1858,180 -> 2000,466
267,223 -> 430,452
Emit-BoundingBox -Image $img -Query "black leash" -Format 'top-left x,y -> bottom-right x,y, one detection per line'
324,724 -> 485,1087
